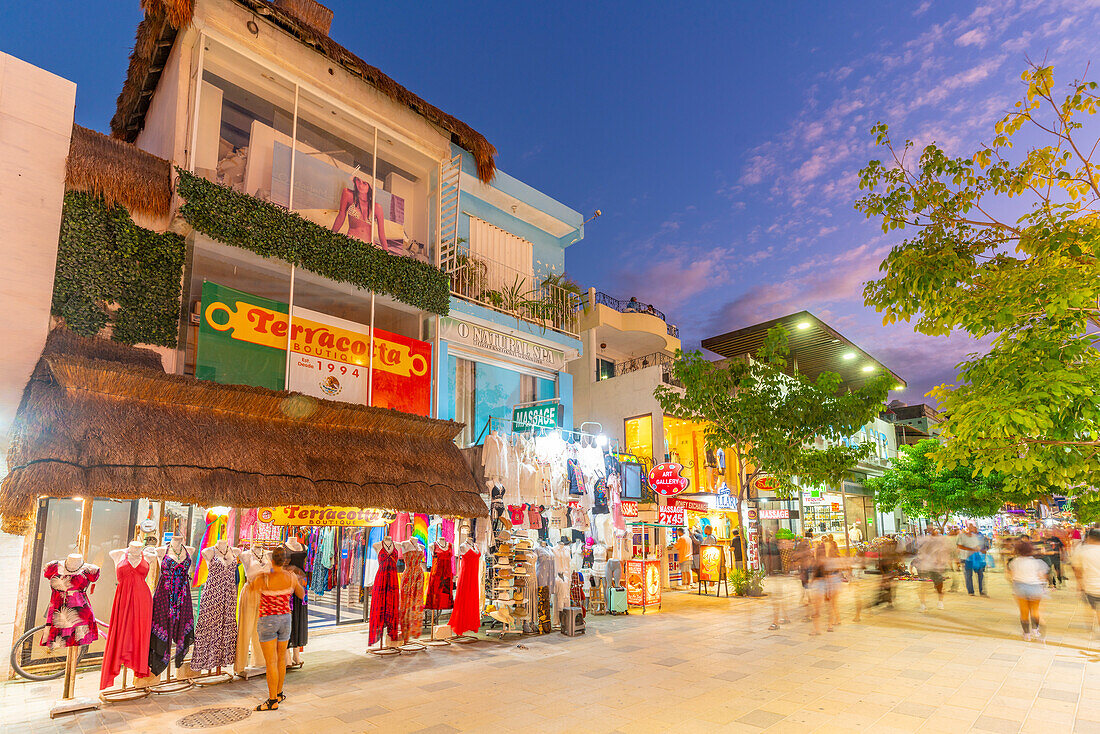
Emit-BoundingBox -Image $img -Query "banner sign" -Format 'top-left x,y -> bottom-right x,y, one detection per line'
759,508 -> 790,520
753,475 -> 778,493
197,282 -> 432,415
648,463 -> 690,496
621,501 -> 639,518
670,498 -> 709,512
747,525 -> 760,570
513,402 -> 561,432
715,484 -> 737,510
657,505 -> 685,526
440,317 -> 565,370
258,506 -> 396,527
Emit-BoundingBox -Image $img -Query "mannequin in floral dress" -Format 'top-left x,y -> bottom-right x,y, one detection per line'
149,537 -> 196,676
368,537 -> 401,646
42,553 -> 100,651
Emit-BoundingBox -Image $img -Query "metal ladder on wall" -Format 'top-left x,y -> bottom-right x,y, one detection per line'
438,154 -> 462,273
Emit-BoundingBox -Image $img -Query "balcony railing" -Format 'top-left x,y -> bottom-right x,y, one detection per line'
614,351 -> 675,376
447,255 -> 580,336
594,291 -> 678,339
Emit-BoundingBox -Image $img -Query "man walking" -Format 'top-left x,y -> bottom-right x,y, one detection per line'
958,523 -> 989,597
916,528 -> 949,611
1071,528 -> 1100,631
672,528 -> 693,588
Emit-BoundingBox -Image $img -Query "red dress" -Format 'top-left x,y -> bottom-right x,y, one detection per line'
449,547 -> 482,636
368,545 -> 401,645
42,561 -> 100,650
99,555 -> 152,688
425,545 -> 454,610
399,547 -> 426,641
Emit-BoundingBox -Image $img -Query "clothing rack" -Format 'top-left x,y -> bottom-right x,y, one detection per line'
474,416 -> 602,446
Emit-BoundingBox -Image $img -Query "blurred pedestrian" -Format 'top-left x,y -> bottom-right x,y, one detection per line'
1071,528 -> 1100,632
958,523 -> 989,597
764,571 -> 797,630
916,529 -> 949,611
1007,540 -> 1047,641
1045,531 -> 1066,588
808,544 -> 829,635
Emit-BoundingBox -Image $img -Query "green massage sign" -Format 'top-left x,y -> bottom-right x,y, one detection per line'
513,402 -> 561,432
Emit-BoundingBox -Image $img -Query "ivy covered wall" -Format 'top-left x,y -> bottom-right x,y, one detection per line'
53,191 -> 185,347
176,170 -> 451,315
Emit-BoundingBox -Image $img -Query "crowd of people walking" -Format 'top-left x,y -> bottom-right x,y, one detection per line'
763,523 -> 1100,641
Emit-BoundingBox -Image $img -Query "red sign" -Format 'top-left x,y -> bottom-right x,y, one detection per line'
670,498 -> 709,512
753,475 -> 778,492
626,559 -> 661,607
658,506 -> 685,526
621,501 -> 639,518
759,508 -> 790,520
648,463 -> 690,496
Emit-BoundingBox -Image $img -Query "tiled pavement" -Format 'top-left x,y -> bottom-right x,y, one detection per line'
4,571 -> 1100,733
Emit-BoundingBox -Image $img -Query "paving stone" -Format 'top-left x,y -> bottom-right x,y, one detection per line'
892,701 -> 935,718
973,715 -> 1022,733
812,660 -> 844,669
818,644 -> 846,652
580,668 -> 617,678
1038,687 -> 1079,702
654,657 -> 688,667
898,669 -> 933,681
713,670 -> 748,682
990,653 -> 1021,662
337,706 -> 390,723
736,709 -> 786,728
418,680 -> 460,692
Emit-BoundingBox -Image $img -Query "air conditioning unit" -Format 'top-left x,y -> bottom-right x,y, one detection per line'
560,607 -> 585,636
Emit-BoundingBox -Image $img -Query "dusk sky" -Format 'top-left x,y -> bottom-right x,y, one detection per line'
4,0 -> 1098,403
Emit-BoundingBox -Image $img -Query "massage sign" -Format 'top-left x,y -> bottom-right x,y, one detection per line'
647,462 -> 690,496
196,281 -> 432,415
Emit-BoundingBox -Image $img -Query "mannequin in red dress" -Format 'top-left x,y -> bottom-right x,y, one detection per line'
449,536 -> 482,636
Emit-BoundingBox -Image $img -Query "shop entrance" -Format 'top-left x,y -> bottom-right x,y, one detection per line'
844,495 -> 878,542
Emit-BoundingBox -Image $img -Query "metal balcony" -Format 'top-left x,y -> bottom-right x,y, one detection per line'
447,255 -> 580,336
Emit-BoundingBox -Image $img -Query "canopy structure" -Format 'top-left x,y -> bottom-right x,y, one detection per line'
0,329 -> 487,534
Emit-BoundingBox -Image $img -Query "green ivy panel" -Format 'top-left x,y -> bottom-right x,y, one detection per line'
176,170 -> 450,316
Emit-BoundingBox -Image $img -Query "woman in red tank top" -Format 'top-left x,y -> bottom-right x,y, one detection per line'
252,547 -> 304,711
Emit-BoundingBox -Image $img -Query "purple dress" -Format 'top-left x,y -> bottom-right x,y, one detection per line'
148,550 -> 195,676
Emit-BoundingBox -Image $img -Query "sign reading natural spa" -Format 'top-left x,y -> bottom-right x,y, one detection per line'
647,462 -> 690,496
197,282 -> 432,415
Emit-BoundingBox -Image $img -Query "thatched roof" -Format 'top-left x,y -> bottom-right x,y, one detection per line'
112,0 -> 497,182
0,329 -> 487,535
66,124 -> 173,218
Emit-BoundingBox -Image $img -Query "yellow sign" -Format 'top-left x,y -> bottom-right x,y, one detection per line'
257,506 -> 396,527
698,545 -> 724,582
204,300 -> 429,378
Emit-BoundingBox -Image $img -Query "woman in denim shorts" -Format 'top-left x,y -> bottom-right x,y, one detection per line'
253,547 -> 304,711
1007,541 -> 1048,641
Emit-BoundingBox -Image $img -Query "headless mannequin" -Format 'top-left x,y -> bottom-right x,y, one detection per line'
157,536 -> 196,564
553,538 -> 571,620
110,541 -> 157,568
200,538 -> 240,566
280,537 -> 305,664
236,543 -> 271,673
371,537 -> 399,647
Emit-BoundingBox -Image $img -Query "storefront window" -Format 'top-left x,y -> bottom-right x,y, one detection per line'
663,417 -> 722,493
596,357 -> 614,382
624,414 -> 653,464
448,356 -> 555,446
195,39 -> 295,199
802,495 -> 846,538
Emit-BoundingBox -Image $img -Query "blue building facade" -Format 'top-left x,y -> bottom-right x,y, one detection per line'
436,145 -> 584,445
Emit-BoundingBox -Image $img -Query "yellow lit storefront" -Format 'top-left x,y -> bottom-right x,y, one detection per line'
624,414 -> 655,465
663,417 -> 727,493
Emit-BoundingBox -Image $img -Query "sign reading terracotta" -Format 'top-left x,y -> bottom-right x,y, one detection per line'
647,463 -> 689,496
258,506 -> 396,528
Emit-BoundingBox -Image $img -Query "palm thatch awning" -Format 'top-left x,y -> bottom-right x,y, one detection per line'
66,124 -> 173,219
0,330 -> 486,535
113,0 -> 497,182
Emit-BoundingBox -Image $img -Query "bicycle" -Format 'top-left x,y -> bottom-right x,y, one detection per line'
9,619 -> 109,682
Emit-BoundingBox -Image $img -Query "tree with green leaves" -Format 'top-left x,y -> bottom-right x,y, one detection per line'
856,65 -> 1099,494
866,439 -> 1015,530
655,326 -> 893,557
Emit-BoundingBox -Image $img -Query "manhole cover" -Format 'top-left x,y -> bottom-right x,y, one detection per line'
177,707 -> 252,729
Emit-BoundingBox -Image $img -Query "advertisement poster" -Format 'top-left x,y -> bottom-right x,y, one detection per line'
197,281 -> 288,390
197,282 -> 432,415
625,559 -> 661,607
657,505 -> 685,526
698,545 -> 725,582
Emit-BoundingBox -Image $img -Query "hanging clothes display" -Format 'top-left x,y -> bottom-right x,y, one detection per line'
425,543 -> 454,610
368,543 -> 401,645
148,551 -> 195,676
189,551 -> 237,671
286,546 -> 309,649
41,560 -> 100,651
449,545 -> 482,636
398,545 -> 426,641
99,555 -> 152,688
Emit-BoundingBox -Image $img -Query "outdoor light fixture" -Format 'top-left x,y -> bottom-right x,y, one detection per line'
796,321 -> 811,330
862,365 -> 875,373
894,385 -> 905,391
597,434 -> 609,447
209,506 -> 231,516
842,352 -> 856,360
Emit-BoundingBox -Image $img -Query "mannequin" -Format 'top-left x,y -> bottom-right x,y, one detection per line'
101,543 -> 155,688
42,552 -> 100,651
553,537 -> 572,621
399,531 -> 427,646
149,536 -> 196,676
192,540 -> 240,672
369,536 -> 401,648
449,528 -> 483,637
235,543 -> 271,674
